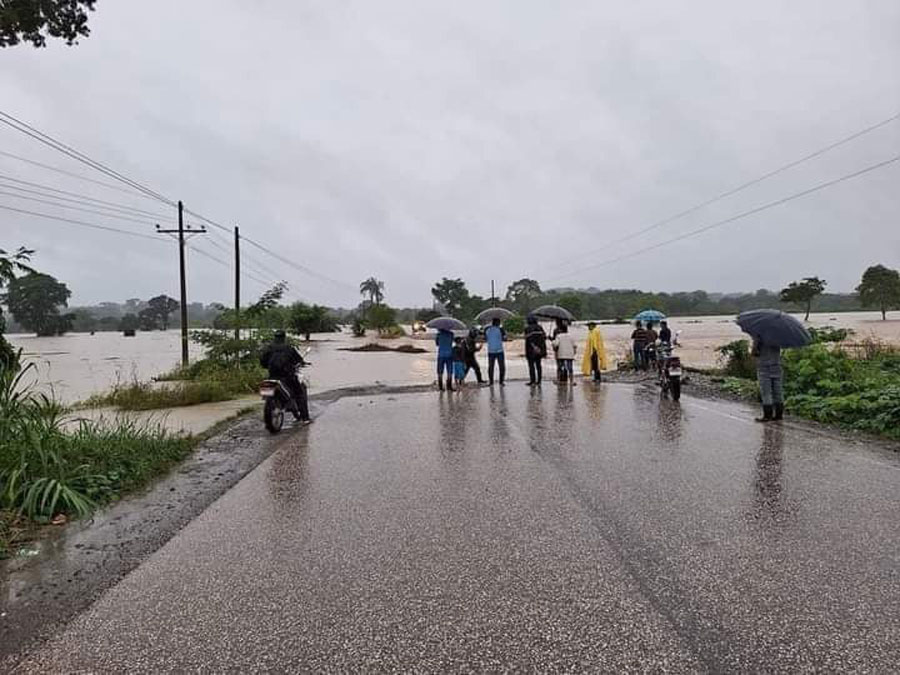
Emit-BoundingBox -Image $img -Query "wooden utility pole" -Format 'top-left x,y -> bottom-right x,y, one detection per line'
234,225 -> 241,341
491,280 -> 496,307
157,200 -> 206,368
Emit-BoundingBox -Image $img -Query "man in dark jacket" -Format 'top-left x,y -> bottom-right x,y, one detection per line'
260,330 -> 310,422
524,315 -> 547,386
463,327 -> 485,384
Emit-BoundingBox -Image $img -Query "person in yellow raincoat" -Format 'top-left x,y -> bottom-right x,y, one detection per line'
581,321 -> 608,382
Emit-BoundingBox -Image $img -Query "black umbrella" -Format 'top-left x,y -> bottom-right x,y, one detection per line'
532,305 -> 574,322
426,316 -> 468,332
736,309 -> 812,348
475,307 -> 514,324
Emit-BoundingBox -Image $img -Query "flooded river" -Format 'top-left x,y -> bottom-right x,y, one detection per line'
8,311 -> 899,404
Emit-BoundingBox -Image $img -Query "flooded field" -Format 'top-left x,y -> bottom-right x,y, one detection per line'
8,311 -> 900,404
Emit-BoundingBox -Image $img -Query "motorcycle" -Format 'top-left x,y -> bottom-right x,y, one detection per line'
656,341 -> 682,401
259,348 -> 311,434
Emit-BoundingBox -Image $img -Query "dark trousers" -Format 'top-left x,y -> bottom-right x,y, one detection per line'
488,352 -> 505,384
282,372 -> 309,420
527,356 -> 543,384
464,355 -> 484,382
590,353 -> 601,381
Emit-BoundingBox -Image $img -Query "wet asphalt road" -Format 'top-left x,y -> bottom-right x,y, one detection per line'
19,383 -> 900,672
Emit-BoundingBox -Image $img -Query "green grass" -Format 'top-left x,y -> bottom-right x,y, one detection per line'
85,362 -> 264,411
1,360 -> 197,552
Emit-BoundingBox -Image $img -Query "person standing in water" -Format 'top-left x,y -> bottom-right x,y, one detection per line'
435,328 -> 455,391
581,321 -> 608,382
484,318 -> 506,386
753,336 -> 784,422
524,315 -> 548,386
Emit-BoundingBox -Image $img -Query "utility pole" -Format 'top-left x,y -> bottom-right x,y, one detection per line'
491,280 -> 496,307
157,200 -> 206,368
234,225 -> 240,341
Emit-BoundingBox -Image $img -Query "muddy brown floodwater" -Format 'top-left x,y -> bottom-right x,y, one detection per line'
8,311 -> 900,404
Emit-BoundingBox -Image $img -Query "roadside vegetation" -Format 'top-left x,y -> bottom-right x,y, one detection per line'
0,358 -> 194,558
714,328 -> 900,440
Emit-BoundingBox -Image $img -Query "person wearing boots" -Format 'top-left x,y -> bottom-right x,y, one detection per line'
752,336 -> 784,422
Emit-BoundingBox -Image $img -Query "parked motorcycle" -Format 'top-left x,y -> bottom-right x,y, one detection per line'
259,348 -> 311,434
656,342 -> 682,400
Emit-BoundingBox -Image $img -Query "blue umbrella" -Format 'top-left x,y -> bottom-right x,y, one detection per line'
426,316 -> 467,332
737,309 -> 812,348
634,309 -> 666,323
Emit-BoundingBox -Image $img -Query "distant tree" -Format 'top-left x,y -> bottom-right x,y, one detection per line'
119,313 -> 140,332
359,277 -> 385,307
505,278 -> 542,314
247,282 -> 288,321
431,278 -> 470,316
289,302 -> 337,340
4,272 -> 73,336
367,304 -> 398,335
0,247 -> 35,366
779,277 -> 826,321
856,264 -> 900,321
556,293 -> 583,320
70,308 -> 97,333
145,295 -> 180,331
415,308 -> 441,323
0,0 -> 97,48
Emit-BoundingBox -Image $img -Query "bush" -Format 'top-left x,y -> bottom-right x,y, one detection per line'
808,326 -> 853,344
503,316 -> 525,336
716,339 -> 755,379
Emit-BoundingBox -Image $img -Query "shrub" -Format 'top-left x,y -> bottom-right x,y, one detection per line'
716,339 -> 755,379
503,316 -> 525,336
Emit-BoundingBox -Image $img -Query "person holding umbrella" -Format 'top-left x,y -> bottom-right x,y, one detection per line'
753,337 -> 783,422
484,317 -> 507,386
524,314 -> 548,386
435,328 -> 455,392
737,309 -> 812,423
463,327 -> 485,384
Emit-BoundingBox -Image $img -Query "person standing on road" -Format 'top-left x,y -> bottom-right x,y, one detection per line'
753,336 -> 784,422
631,321 -> 648,370
551,318 -> 565,381
524,315 -> 548,386
581,321 -> 608,382
452,337 -> 467,388
435,328 -> 455,391
484,318 -> 506,386
463,327 -> 485,384
552,323 -> 577,386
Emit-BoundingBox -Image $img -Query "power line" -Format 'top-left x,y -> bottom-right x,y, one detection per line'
541,111 -> 900,273
0,203 -> 164,241
0,149 -> 162,202
187,242 -> 272,288
547,154 -> 900,282
0,109 -> 175,205
0,189 -> 162,226
0,173 -> 177,220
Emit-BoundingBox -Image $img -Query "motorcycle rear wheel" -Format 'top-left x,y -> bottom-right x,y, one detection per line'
670,376 -> 681,401
264,398 -> 285,434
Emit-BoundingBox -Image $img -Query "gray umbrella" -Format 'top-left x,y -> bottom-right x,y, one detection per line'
426,316 -> 468,332
475,307 -> 514,324
532,305 -> 574,322
736,309 -> 812,348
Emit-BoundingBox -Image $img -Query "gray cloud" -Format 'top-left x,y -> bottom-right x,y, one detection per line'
1,0 -> 898,307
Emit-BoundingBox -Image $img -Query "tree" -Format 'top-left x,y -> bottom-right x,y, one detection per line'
779,277 -> 826,321
4,272 -> 73,336
144,295 -> 180,331
431,278 -> 470,316
289,303 -> 337,340
119,314 -> 140,332
368,304 -> 398,335
0,247 -> 34,366
557,293 -> 583,320
359,277 -> 385,307
1,0 -> 96,48
505,278 -> 542,314
856,264 -> 900,321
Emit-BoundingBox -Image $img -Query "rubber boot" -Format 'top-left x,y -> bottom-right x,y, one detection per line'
774,403 -> 784,421
755,405 -> 773,423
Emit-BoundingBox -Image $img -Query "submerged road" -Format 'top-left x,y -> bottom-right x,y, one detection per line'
19,383 -> 900,671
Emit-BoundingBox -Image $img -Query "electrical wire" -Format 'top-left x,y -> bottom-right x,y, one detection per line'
0,203 -> 164,241
546,154 -> 900,283
0,110 -> 175,205
540,111 -> 900,273
0,189 -> 162,226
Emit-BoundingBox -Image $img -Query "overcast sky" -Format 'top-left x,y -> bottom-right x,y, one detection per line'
1,0 -> 898,307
